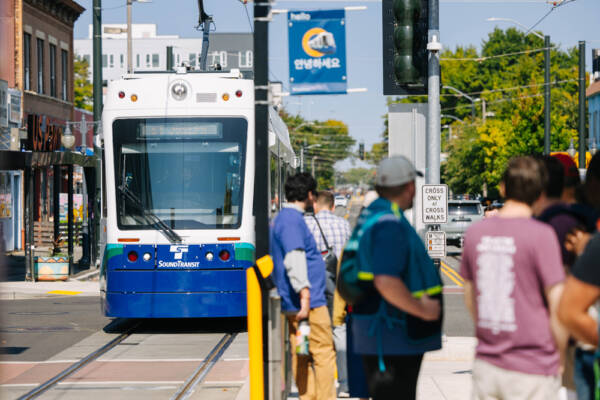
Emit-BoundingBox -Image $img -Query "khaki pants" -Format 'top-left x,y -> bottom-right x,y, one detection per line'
288,305 -> 336,400
472,359 -> 561,400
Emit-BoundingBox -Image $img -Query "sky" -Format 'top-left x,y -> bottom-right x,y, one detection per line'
73,0 -> 600,170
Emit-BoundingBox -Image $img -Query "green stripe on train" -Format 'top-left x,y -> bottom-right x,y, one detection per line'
234,243 -> 256,262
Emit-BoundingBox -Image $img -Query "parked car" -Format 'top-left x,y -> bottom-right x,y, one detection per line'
334,195 -> 348,208
442,200 -> 484,247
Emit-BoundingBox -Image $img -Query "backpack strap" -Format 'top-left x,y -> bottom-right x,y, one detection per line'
312,214 -> 332,252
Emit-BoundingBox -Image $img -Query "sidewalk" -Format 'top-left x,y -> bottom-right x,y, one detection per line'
0,254 -> 100,299
283,336 -> 476,400
0,279 -> 100,299
418,336 -> 475,400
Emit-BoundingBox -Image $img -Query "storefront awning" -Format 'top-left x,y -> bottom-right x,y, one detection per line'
0,150 -> 98,170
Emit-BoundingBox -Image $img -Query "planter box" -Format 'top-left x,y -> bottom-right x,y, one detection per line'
34,256 -> 69,281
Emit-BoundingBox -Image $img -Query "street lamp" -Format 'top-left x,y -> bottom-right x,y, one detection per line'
486,17 -> 551,155
441,114 -> 464,124
62,125 -> 75,149
301,143 -> 321,172
64,118 -> 101,154
486,18 -> 544,40
103,0 -> 151,74
442,86 -> 478,119
567,139 -> 576,158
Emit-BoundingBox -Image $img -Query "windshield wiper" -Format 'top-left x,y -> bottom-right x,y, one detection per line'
117,185 -> 183,244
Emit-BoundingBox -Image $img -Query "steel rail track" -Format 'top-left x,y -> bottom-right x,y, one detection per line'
17,320 -> 141,400
170,333 -> 237,400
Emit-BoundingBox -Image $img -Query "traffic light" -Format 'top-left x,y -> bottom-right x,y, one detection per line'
382,0 -> 429,95
359,143 -> 365,160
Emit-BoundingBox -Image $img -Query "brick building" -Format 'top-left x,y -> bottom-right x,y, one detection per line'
0,0 -> 84,255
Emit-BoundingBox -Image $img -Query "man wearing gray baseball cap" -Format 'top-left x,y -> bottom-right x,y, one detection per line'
349,155 -> 442,400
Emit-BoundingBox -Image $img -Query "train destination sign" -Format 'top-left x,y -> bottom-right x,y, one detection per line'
422,184 -> 448,224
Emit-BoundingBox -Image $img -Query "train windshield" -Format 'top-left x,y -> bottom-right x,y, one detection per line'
113,117 -> 247,230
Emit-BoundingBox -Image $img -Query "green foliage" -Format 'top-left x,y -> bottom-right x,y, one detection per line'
379,27 -> 582,196
337,168 -> 375,186
279,110 -> 356,189
74,56 -> 92,111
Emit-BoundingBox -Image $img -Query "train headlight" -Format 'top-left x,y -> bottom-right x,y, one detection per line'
171,81 -> 188,101
222,93 -> 230,101
143,252 -> 152,261
205,252 -> 214,261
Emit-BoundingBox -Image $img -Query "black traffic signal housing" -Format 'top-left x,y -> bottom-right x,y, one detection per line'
382,0 -> 429,95
358,143 -> 365,160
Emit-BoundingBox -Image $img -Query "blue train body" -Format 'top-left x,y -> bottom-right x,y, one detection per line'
100,242 -> 255,318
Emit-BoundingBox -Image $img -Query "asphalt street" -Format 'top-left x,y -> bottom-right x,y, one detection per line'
0,296 -> 109,362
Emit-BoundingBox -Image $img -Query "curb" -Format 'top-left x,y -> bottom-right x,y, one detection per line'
234,376 -> 250,400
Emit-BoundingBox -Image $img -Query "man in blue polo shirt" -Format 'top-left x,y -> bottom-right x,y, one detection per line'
351,156 -> 442,400
270,172 -> 336,400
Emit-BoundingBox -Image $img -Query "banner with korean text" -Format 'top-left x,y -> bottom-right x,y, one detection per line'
288,10 -> 347,95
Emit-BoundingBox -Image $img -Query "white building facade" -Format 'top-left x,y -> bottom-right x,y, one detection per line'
74,24 -> 253,82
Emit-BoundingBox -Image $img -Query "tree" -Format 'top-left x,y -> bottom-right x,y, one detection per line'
440,28 -> 580,196
378,28 -> 581,197
338,168 -> 375,186
280,110 -> 355,188
74,56 -> 92,111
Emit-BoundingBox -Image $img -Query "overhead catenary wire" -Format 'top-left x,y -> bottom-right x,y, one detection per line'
440,46 -> 557,62
525,0 -> 578,35
392,78 -> 577,100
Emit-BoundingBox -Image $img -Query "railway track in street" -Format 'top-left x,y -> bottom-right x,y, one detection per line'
16,320 -> 141,400
170,333 -> 236,400
12,319 -> 240,400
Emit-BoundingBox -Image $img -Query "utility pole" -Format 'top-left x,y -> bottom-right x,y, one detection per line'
427,0 -> 441,185
253,1 -> 271,399
127,0 -> 132,73
300,146 -> 304,172
482,99 -> 486,123
544,35 -> 551,155
579,40 -> 586,168
92,0 -> 102,266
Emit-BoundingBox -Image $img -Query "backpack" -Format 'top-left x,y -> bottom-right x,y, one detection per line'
336,208 -> 388,305
337,200 -> 443,372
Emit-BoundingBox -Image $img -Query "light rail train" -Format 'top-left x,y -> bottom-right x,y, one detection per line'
99,68 -> 296,317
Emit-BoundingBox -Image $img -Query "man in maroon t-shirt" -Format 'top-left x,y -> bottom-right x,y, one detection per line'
461,157 -> 568,400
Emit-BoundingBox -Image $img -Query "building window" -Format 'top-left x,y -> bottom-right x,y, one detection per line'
61,50 -> 68,101
109,54 -> 114,68
37,38 -> 44,94
239,50 -> 253,68
136,54 -> 140,68
24,33 -> 31,90
120,54 -> 124,68
145,54 -> 150,67
83,54 -> 90,64
152,53 -> 159,68
49,44 -> 56,97
189,53 -> 196,67
176,54 -> 180,65
102,54 -> 107,68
